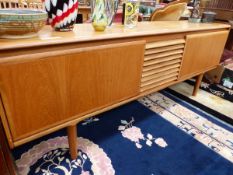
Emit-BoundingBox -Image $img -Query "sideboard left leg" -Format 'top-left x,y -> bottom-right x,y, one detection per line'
192,73 -> 204,96
67,125 -> 77,160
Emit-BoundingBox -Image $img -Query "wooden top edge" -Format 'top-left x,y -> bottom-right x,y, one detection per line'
0,21 -> 230,50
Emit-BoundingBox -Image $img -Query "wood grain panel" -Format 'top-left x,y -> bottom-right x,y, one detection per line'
141,38 -> 184,92
0,22 -> 229,51
141,77 -> 177,92
67,41 -> 145,117
145,44 -> 185,55
0,41 -> 145,141
0,57 -> 68,140
145,49 -> 183,61
143,59 -> 181,72
179,31 -> 229,78
141,73 -> 179,87
143,54 -> 182,66
142,64 -> 180,77
145,39 -> 185,49
141,68 -> 179,82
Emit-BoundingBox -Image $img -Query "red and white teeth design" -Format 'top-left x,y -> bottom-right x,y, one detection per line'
44,0 -> 50,12
44,0 -> 57,12
52,0 -> 78,28
51,0 -> 57,7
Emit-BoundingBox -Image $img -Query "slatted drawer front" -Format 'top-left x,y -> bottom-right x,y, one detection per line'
141,39 -> 185,92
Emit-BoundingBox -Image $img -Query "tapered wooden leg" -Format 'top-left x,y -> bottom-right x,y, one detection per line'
192,73 -> 204,96
67,125 -> 77,160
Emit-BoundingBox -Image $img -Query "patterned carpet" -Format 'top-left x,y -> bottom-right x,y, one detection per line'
169,81 -> 233,121
13,90 -> 233,175
186,79 -> 233,103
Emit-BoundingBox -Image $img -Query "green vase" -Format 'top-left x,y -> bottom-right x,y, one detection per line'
92,0 -> 108,31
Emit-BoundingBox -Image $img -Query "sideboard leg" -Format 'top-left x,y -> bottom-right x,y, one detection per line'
67,125 -> 77,160
192,73 -> 204,96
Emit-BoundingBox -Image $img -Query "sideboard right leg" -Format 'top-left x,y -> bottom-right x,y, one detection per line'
192,73 -> 204,96
67,125 -> 77,160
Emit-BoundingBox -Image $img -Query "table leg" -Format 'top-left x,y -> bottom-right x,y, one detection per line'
67,125 -> 77,160
192,73 -> 204,96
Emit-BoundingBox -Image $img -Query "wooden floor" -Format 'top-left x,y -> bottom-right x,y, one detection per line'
169,81 -> 233,119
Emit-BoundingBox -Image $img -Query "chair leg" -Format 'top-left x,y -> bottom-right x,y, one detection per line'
192,73 -> 204,96
67,125 -> 77,160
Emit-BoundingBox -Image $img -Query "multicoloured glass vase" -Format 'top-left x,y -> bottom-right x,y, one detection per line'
91,0 -> 119,26
44,0 -> 78,31
92,0 -> 108,31
106,0 -> 119,26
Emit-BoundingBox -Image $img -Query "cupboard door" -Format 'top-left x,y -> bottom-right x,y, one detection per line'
0,41 -> 145,142
67,41 -> 145,117
0,56 -> 68,141
179,31 -> 229,78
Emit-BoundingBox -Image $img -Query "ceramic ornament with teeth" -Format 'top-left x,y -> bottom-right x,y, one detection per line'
43,0 -> 79,31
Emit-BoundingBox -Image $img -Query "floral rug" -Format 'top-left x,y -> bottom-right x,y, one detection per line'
13,90 -> 233,175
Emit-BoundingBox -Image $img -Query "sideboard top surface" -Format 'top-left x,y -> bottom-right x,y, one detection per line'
0,21 -> 230,51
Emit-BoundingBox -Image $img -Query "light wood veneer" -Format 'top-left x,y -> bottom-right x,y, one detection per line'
0,21 -> 230,51
0,41 -> 145,140
179,31 -> 229,79
0,21 -> 230,159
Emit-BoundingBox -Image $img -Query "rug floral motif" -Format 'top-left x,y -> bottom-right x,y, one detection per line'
118,117 -> 168,149
14,91 -> 233,175
16,137 -> 115,175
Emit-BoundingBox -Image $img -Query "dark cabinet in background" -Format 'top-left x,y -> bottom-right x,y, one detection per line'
0,120 -> 16,175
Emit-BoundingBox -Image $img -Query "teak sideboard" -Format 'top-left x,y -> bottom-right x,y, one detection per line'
0,21 -> 230,159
